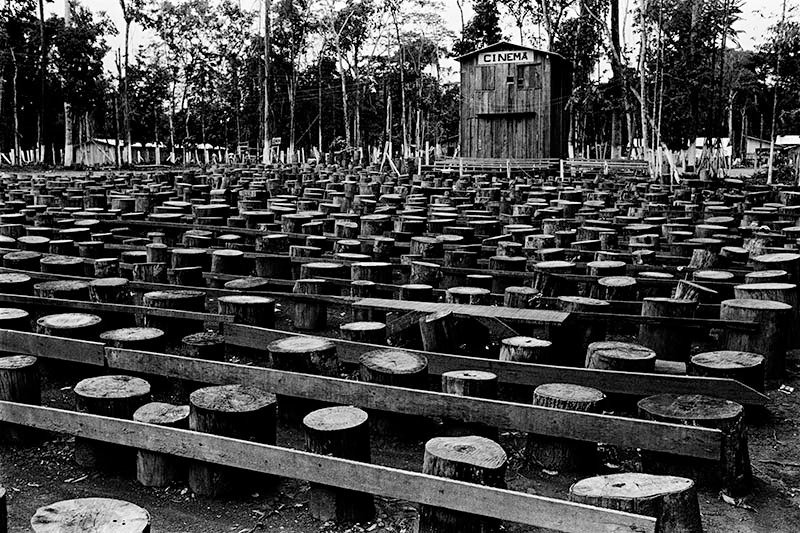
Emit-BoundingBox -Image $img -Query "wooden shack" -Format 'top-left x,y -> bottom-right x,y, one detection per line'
458,42 -> 571,160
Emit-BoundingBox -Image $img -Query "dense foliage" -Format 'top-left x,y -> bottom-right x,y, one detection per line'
0,0 -> 795,165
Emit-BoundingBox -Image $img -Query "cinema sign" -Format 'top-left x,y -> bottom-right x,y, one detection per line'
477,50 -> 535,65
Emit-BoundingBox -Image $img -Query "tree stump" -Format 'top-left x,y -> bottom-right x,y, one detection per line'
673,280 -> 718,304
100,327 -> 165,352
399,283 -> 434,302
40,255 -> 84,276
445,286 -> 490,305
530,260 -> 576,296
0,355 -> 40,444
503,286 -> 538,308
36,313 -> 102,340
170,247 -> 208,270
525,383 -> 604,472
569,473 -> 702,533
359,349 -> 428,433
74,375 -> 151,472
733,282 -> 799,348
753,252 -> 800,283
292,279 -> 327,330
351,261 -> 393,285
419,310 -> 457,353
217,295 -> 275,328
720,299 -> 791,380
556,296 -> 610,366
594,276 -> 637,301
0,308 -> 30,331
145,243 -> 169,263
638,393 -> 752,495
585,341 -> 657,372
303,406 -> 375,523
188,384 -> 277,497
224,277 -> 272,292
33,280 -> 89,301
350,280 -> 385,321
418,436 -> 507,533
744,270 -> 788,284
268,336 -> 340,377
689,351 -> 765,393
587,260 -> 627,278
88,277 -> 130,304
168,266 -> 205,286
0,272 -> 32,295
133,402 -> 190,487
340,321 -> 387,345
131,262 -> 168,284
441,370 -> 498,439
3,251 -> 41,271
410,261 -> 441,287
638,298 -> 697,361
499,336 -> 551,363
181,332 -> 225,361
142,290 -> 205,335
31,498 -> 151,533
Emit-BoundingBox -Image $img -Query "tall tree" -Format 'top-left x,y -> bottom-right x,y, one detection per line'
452,0 -> 503,56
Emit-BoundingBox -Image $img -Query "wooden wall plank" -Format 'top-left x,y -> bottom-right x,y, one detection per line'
0,401 -> 656,533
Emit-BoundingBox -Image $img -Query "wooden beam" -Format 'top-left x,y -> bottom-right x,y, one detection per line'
224,324 -> 769,406
0,401 -> 656,533
103,347 -> 721,459
0,329 -> 105,367
353,298 -> 569,326
0,293 -> 234,328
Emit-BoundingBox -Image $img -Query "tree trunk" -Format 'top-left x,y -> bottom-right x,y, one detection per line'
639,0 -> 649,167
11,50 -> 20,162
610,0 -> 623,159
262,0 -> 272,164
123,17 -> 133,165
288,70 -> 296,163
336,37 -> 351,150
354,44 -> 361,159
38,0 -> 46,159
391,9 -> 409,161
318,52 -> 323,152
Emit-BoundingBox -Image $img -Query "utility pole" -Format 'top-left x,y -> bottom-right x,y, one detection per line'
262,0 -> 272,165
63,0 -> 73,167
767,0 -> 787,185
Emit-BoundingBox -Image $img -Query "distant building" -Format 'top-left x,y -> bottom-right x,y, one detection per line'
457,42 -> 571,160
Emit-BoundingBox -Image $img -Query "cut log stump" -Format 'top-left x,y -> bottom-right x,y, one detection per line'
585,341 -> 657,372
359,349 -> 428,435
31,498 -> 151,533
720,299 -> 791,381
188,384 -> 277,497
638,393 -> 752,495
303,406 -> 375,523
418,436 -> 507,533
339,321 -> 387,345
0,355 -> 40,444
73,375 -> 151,472
689,351 -> 765,393
440,370 -> 498,439
133,402 -> 190,487
569,473 -> 702,533
217,295 -> 275,328
525,383 -> 604,473
638,298 -> 697,362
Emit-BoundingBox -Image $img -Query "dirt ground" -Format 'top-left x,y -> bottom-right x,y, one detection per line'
3,298 -> 800,532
